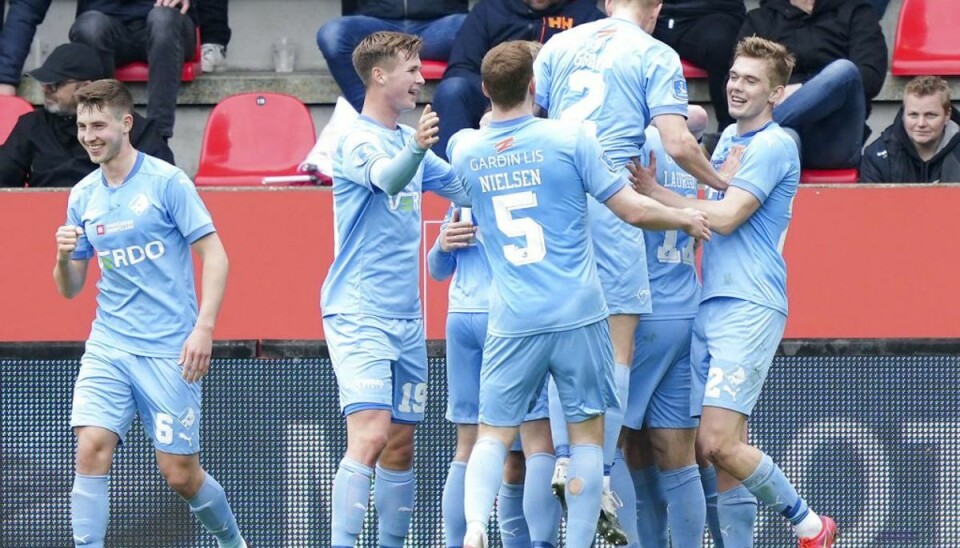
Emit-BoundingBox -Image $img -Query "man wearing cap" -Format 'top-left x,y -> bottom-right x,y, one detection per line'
0,42 -> 172,187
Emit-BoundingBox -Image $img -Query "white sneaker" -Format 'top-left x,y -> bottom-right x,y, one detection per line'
551,457 -> 569,510
463,522 -> 488,548
598,487 -> 628,546
201,43 -> 226,73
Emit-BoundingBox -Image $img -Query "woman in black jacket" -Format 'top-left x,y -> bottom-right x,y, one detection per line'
738,0 -> 887,169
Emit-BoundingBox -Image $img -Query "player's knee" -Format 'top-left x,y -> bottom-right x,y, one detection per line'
158,460 -> 204,497
697,429 -> 737,465
75,447 -> 112,475
502,452 -> 525,484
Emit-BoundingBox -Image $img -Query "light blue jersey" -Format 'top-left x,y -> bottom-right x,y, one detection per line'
427,205 -> 490,313
702,121 -> 800,315
66,152 -> 215,357
640,128 -> 701,320
534,16 -> 688,316
534,16 -> 688,168
447,116 -> 623,337
321,115 -> 468,319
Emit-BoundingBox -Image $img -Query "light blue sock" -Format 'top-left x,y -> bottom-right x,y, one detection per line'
700,465 -> 723,548
565,444 -> 604,547
717,485 -> 758,548
497,482 -> 531,548
71,474 -> 109,548
610,451 -> 639,548
741,453 -> 810,525
464,438 -> 508,529
186,474 -> 244,548
603,364 -> 631,467
442,461 -> 467,547
547,379 -> 569,454
331,457 -> 373,548
630,466 -> 667,547
660,465 -> 705,548
524,453 -> 561,547
374,465 -> 415,548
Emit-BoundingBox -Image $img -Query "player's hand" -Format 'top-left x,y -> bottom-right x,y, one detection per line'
439,208 -> 477,252
415,104 -> 440,150
56,225 -> 84,260
717,144 -> 745,185
681,208 -> 711,242
155,0 -> 190,14
626,152 -> 658,196
179,325 -> 212,383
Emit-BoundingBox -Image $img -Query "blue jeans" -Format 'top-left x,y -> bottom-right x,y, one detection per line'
317,14 -> 466,112
432,71 -> 488,161
773,59 -> 866,169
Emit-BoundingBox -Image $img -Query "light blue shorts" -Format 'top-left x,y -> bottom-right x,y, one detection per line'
589,194 -> 652,316
323,313 -> 427,423
446,312 -> 550,425
625,318 -> 698,430
70,342 -> 202,455
479,320 -> 616,427
690,298 -> 787,417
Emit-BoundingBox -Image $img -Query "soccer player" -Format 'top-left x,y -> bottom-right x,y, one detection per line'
429,206 -> 559,548
53,79 -> 244,548
447,40 -> 711,548
628,36 -> 839,548
320,31 -> 470,548
532,1 -> 732,540
621,126 -> 704,548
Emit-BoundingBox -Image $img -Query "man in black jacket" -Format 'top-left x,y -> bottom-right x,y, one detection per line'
432,0 -> 604,160
861,76 -> 960,183
739,0 -> 887,169
317,0 -> 469,112
0,43 -> 173,187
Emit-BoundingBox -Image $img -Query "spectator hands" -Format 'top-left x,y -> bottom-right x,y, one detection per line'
155,0 -> 190,15
439,208 -> 477,252
415,104 -> 440,151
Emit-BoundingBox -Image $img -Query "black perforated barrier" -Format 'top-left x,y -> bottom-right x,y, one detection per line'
3,353 -> 960,547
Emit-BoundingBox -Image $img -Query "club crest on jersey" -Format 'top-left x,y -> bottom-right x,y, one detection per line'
129,193 -> 150,216
494,137 -> 516,154
672,79 -> 688,101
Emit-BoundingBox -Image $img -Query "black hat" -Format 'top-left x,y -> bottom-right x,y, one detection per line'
28,43 -> 108,84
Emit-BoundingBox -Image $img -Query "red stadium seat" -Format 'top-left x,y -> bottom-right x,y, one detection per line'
892,0 -> 960,75
681,59 -> 707,79
0,96 -> 34,145
115,29 -> 202,82
800,168 -> 859,184
421,60 -> 446,80
195,92 -> 317,186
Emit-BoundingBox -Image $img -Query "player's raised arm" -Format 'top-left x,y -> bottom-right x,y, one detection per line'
366,104 -> 438,196
53,224 -> 90,298
179,232 -> 228,383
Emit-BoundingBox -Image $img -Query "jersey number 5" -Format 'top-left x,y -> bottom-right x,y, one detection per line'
493,191 -> 546,266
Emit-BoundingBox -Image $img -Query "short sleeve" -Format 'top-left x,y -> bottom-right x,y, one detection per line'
533,43 -> 555,111
339,131 -> 388,190
164,171 -> 216,243
730,134 -> 793,203
575,125 -> 624,202
643,48 -> 689,119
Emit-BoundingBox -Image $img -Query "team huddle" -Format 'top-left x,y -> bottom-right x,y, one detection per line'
53,1 -> 836,547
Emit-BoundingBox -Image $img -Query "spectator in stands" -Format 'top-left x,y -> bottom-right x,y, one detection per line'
433,0 -> 604,160
317,1 -> 469,112
69,0 -> 198,140
0,0 -> 52,96
0,43 -> 173,187
860,76 -> 960,183
739,0 -> 887,169
654,0 -> 746,131
199,0 -> 230,72
867,0 -> 889,16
